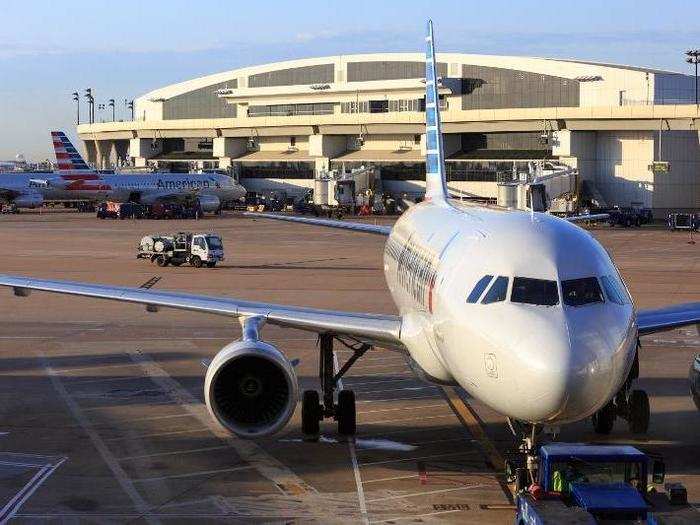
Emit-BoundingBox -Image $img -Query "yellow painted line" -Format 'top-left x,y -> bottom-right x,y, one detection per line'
442,387 -> 505,472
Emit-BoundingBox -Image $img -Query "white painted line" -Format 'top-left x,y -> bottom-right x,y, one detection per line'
359,451 -> 475,467
369,508 -> 463,524
354,386 -> 437,395
67,375 -> 146,386
359,425 -> 457,439
357,403 -> 446,415
0,464 -> 53,522
356,395 -> 439,404
103,427 -> 210,442
366,483 -> 486,503
334,350 -> 369,525
57,361 -> 140,374
132,464 -> 255,483
362,473 -> 419,484
343,378 -> 416,388
361,413 -> 454,426
40,352 -> 159,525
128,413 -> 193,423
118,445 -> 231,462
349,441 -> 369,525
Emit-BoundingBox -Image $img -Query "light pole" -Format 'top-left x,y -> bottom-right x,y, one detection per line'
84,88 -> 94,124
72,92 -> 80,124
127,100 -> 134,120
686,49 -> 700,111
97,103 -> 105,122
108,99 -> 115,121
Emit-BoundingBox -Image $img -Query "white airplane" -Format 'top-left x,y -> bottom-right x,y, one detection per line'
0,171 -> 69,209
0,22 -> 698,474
45,131 -> 246,213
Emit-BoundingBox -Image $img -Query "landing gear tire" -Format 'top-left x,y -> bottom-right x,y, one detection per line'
301,390 -> 321,440
191,256 -> 203,268
337,390 -> 356,436
592,401 -> 616,434
628,389 -> 650,434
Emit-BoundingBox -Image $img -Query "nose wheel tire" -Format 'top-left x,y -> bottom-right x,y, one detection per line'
301,390 -> 321,440
337,390 -> 356,436
628,389 -> 650,434
592,401 -> 615,434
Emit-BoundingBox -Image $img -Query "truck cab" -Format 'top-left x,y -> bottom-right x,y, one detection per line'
138,232 -> 224,268
190,233 -> 224,267
516,443 -> 694,524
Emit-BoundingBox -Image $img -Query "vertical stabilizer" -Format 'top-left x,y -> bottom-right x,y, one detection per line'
424,20 -> 449,203
51,131 -> 94,173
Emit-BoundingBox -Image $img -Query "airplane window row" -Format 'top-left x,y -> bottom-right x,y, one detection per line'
467,273 -> 631,307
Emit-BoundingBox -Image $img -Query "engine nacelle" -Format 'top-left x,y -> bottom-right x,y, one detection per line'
14,193 -> 43,208
205,340 -> 298,438
691,354 -> 700,411
197,194 -> 221,213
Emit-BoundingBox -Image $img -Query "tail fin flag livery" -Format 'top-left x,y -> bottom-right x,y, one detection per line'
424,20 -> 449,204
51,131 -> 95,173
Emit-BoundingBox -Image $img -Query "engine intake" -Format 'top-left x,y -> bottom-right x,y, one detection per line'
205,340 -> 298,438
197,194 -> 220,213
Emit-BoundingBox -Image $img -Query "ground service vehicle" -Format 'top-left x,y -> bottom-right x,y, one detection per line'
96,201 -> 146,219
667,213 -> 699,231
137,232 -> 224,268
608,206 -> 652,227
515,443 -> 696,524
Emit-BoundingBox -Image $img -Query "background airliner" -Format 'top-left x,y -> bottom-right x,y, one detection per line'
46,131 -> 246,212
0,23 -> 698,467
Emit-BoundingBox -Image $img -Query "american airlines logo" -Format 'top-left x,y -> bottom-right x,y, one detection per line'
157,179 -> 212,190
385,236 -> 439,313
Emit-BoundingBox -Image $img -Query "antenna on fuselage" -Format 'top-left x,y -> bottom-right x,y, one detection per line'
423,21 -> 449,205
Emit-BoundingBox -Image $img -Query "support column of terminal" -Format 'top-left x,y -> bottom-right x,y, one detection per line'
83,140 -> 97,168
113,140 -> 129,168
213,137 -> 248,171
129,138 -> 162,168
308,135 -> 347,174
95,140 -> 113,170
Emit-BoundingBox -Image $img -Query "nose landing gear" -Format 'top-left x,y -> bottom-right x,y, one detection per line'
591,343 -> 650,434
301,334 -> 369,441
505,420 -> 542,493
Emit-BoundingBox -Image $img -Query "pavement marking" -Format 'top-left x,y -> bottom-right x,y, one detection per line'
362,473 -> 419,484
343,378 -> 416,388
357,403 -> 446,415
39,351 -> 160,525
360,451 -> 476,467
131,465 -> 256,483
118,445 -> 231,462
356,395 -> 439,404
104,427 -> 211,442
369,508 -> 464,524
0,457 -> 66,523
365,483 -> 486,503
126,349 -> 317,496
354,386 -> 437,395
361,413 -> 454,426
334,350 -> 369,525
442,387 -> 504,471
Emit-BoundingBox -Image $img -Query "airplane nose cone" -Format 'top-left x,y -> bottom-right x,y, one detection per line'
510,308 -> 634,424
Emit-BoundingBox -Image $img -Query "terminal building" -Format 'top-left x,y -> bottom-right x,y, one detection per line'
77,53 -> 700,215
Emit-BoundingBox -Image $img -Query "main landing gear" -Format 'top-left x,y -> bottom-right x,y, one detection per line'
591,342 -> 650,434
301,334 -> 370,441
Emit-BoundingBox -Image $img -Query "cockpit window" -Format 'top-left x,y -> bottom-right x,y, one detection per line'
482,276 -> 509,304
600,275 -> 630,305
467,275 -> 494,303
511,277 -> 559,306
562,277 -> 604,306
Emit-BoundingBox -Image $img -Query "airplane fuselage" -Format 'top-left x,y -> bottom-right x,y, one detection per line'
385,200 -> 638,426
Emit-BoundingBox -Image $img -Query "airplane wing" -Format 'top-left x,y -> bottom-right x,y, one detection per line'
0,274 -> 404,350
637,302 -> 700,335
243,212 -> 391,236
565,213 -> 609,223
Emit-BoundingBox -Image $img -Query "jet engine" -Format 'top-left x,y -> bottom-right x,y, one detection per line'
691,354 -> 700,411
204,340 -> 298,438
14,193 -> 44,208
197,194 -> 221,213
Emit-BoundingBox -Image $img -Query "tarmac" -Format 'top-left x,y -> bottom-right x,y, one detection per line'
0,210 -> 697,523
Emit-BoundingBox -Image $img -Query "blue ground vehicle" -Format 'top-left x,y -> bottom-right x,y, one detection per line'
515,443 -> 695,524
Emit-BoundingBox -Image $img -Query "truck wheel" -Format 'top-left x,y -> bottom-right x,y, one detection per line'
628,390 -> 650,433
156,256 -> 169,267
191,256 -> 203,268
592,401 -> 615,434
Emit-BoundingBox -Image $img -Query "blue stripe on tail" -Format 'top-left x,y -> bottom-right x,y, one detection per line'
424,20 -> 448,203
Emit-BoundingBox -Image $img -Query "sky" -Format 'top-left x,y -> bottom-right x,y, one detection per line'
1,0 -> 698,160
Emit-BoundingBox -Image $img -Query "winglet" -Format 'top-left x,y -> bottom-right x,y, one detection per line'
424,20 -> 449,204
